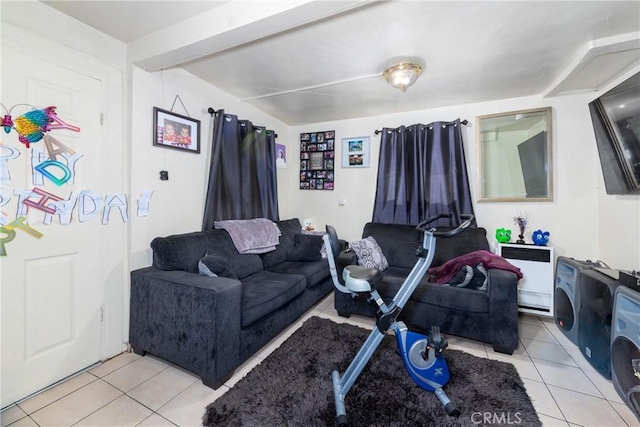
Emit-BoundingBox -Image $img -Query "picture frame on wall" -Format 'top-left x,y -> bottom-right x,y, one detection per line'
276,143 -> 287,169
342,136 -> 370,168
310,152 -> 324,170
153,107 -> 201,153
299,130 -> 335,190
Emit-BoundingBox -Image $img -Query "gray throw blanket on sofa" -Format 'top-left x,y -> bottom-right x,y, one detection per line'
214,218 -> 281,254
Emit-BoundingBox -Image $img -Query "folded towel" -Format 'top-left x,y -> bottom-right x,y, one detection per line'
214,218 -> 281,254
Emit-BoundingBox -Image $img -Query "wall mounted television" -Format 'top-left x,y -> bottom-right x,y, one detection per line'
588,71 -> 640,194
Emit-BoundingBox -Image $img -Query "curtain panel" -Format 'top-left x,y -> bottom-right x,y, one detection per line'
372,119 -> 474,227
202,110 -> 279,230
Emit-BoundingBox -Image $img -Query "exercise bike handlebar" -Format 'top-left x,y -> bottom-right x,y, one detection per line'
416,214 -> 475,238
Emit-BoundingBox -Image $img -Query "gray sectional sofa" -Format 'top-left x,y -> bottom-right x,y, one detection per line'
129,218 -> 333,388
334,222 -> 520,354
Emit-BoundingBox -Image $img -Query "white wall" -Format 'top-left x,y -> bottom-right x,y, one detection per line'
1,1 -> 126,70
286,84 -> 640,271
129,67 -> 291,270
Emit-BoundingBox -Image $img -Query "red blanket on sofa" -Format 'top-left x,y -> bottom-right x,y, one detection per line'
427,250 -> 523,284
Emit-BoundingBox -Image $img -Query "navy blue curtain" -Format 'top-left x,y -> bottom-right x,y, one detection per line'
202,110 -> 279,229
372,119 -> 474,227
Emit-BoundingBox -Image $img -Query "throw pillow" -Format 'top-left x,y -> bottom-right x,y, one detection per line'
198,253 -> 238,279
198,259 -> 218,277
288,234 -> 323,262
350,236 -> 389,271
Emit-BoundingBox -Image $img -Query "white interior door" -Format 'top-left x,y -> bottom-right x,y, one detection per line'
1,47 -> 106,407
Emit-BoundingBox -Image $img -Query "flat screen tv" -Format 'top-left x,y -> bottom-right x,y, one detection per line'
589,72 -> 640,194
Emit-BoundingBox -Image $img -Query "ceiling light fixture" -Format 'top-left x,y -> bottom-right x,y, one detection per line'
383,61 -> 423,91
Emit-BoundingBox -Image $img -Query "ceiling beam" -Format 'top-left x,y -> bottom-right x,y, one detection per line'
543,32 -> 640,97
129,0 -> 377,71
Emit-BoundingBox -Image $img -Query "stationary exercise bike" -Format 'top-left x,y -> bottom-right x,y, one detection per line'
323,214 -> 474,426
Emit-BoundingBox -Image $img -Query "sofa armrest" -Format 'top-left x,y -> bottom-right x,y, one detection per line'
486,268 -> 519,353
129,267 -> 242,388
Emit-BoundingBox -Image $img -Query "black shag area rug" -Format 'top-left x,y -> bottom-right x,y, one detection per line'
203,316 -> 540,426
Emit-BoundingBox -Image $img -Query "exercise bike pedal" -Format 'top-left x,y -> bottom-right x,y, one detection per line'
336,414 -> 349,427
445,402 -> 461,418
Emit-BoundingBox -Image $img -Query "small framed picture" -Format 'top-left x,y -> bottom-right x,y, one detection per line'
153,107 -> 201,153
276,143 -> 287,169
342,136 -> 370,168
310,152 -> 324,170
325,159 -> 334,170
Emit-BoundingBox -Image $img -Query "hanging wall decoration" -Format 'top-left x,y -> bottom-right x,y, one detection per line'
341,136 -> 370,168
0,100 -> 154,256
0,104 -> 81,149
153,107 -> 201,153
299,130 -> 335,190
276,143 -> 287,169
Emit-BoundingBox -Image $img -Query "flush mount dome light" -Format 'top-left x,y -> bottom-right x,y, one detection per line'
383,61 -> 423,91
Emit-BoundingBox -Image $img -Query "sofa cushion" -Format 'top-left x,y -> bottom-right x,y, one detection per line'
430,227 -> 490,268
198,253 -> 238,279
151,231 -> 211,273
350,236 -> 389,271
151,228 -> 243,274
261,219 -> 302,268
205,236 -> 264,280
378,266 -> 411,286
240,271 -> 306,328
411,282 -> 489,313
362,223 -> 491,269
288,234 -> 323,262
223,253 -> 262,280
355,265 -> 488,313
362,223 -> 421,269
266,260 -> 329,289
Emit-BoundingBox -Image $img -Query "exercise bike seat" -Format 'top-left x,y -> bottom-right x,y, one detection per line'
343,265 -> 383,294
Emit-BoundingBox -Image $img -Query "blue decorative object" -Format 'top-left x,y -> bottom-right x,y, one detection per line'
495,228 -> 512,243
531,230 -> 550,246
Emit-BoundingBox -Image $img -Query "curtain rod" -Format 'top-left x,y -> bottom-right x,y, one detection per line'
207,107 -> 278,138
374,119 -> 469,135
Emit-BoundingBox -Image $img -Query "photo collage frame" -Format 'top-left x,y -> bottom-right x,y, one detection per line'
299,130 -> 335,190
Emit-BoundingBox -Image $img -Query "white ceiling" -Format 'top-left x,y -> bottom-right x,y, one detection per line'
41,1 -> 229,43
41,1 -> 640,125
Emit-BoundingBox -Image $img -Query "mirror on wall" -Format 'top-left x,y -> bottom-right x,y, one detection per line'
477,107 -> 553,202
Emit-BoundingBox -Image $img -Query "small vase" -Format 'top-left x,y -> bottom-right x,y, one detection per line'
516,234 -> 525,244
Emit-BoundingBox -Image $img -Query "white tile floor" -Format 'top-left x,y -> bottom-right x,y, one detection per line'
2,293 -> 638,427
